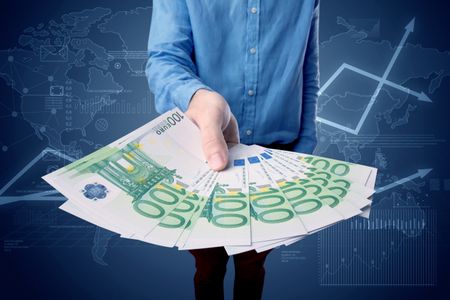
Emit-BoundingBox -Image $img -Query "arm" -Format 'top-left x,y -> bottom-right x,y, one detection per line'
146,0 -> 211,113
293,0 -> 320,154
146,0 -> 239,170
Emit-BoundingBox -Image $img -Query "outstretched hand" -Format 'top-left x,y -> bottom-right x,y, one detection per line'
186,89 -> 239,171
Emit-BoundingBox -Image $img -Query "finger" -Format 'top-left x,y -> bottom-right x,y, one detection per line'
223,114 -> 240,144
200,124 -> 228,171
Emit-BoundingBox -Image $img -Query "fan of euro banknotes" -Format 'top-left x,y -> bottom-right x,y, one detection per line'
43,108 -> 377,255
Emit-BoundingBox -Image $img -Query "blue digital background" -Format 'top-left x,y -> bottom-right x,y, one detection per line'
1,0 -> 449,299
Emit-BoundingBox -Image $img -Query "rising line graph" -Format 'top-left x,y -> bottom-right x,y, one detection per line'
0,147 -> 74,206
375,168 -> 432,194
317,18 -> 432,135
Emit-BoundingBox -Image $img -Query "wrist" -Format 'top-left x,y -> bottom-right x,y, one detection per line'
189,90 -> 229,114
190,88 -> 215,107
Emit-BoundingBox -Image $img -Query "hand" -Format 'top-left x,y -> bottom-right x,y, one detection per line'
185,89 -> 239,171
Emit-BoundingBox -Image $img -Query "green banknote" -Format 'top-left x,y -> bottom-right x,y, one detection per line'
251,150 -> 365,252
260,152 -> 354,228
224,145 -> 308,256
44,109 -> 210,237
121,169 -> 216,247
181,146 -> 251,249
264,148 -> 373,208
272,149 -> 376,186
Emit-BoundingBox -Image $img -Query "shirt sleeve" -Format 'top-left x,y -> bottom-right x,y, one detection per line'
293,0 -> 320,154
145,0 -> 212,113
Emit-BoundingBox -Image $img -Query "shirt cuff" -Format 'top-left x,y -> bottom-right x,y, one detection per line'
173,81 -> 213,112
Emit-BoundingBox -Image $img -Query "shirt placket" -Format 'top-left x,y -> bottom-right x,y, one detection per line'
242,0 -> 260,144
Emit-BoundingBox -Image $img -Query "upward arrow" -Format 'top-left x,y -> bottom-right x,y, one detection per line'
355,18 -> 418,133
383,18 -> 415,80
375,168 -> 432,194
405,18 -> 415,33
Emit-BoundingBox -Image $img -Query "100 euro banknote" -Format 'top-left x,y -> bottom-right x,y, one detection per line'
43,109 -> 210,238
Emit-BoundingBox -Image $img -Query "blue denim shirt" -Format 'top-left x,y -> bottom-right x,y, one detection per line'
146,0 -> 319,154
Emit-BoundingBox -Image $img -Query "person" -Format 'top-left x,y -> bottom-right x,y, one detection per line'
146,1 -> 320,299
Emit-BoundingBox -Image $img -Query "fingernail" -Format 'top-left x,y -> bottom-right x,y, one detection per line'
209,153 -> 224,170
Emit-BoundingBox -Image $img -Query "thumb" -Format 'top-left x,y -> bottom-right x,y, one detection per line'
200,123 -> 228,171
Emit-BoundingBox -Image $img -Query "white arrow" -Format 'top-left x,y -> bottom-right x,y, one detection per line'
375,168 -> 432,194
355,18 -> 416,133
317,18 -> 431,135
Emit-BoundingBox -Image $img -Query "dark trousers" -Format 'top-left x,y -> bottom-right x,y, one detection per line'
189,247 -> 272,300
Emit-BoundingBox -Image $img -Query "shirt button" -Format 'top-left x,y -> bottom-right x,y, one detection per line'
248,89 -> 254,96
249,47 -> 256,54
246,129 -> 253,136
250,7 -> 257,14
